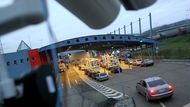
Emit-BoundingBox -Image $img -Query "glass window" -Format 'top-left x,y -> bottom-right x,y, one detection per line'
20,59 -> 23,63
147,79 -> 166,87
100,73 -> 107,76
14,60 -> 17,64
7,62 -> 10,66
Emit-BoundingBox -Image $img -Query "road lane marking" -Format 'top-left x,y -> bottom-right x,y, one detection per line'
66,71 -> 71,88
75,79 -> 78,84
73,66 -> 125,99
183,103 -> 190,107
160,102 -> 166,107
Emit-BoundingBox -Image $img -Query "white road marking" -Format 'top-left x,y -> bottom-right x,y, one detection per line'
75,79 -> 78,84
160,102 -> 166,107
183,103 -> 190,107
66,72 -> 71,88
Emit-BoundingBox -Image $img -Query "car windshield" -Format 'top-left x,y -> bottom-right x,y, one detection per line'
100,73 -> 107,76
147,79 -> 166,87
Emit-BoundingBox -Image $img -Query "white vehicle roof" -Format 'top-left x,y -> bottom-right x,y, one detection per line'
144,76 -> 161,83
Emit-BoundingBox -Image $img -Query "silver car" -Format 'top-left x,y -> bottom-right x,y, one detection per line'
141,59 -> 154,67
136,77 -> 173,101
95,73 -> 109,82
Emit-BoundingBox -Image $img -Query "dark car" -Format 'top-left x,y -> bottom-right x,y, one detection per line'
91,71 -> 100,79
110,67 -> 122,73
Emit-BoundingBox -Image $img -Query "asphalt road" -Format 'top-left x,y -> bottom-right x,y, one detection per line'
99,61 -> 190,107
61,61 -> 190,107
61,65 -> 120,107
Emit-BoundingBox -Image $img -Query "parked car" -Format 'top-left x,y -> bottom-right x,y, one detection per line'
91,71 -> 100,79
136,77 -> 173,101
110,66 -> 122,73
94,73 -> 109,82
133,59 -> 143,66
141,59 -> 154,67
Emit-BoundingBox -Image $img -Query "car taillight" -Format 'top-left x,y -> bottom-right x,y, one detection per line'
168,85 -> 173,91
149,89 -> 156,95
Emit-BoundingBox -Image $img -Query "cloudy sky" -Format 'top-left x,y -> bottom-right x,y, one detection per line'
0,0 -> 190,53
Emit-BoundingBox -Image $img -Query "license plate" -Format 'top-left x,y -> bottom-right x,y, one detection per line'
159,89 -> 165,93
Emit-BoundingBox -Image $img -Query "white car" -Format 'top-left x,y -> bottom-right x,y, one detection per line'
141,59 -> 154,66
133,59 -> 143,66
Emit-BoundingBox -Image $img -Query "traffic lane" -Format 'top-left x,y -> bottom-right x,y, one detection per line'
100,61 -> 190,107
61,65 -> 113,107
157,63 -> 190,107
125,61 -> 190,107
100,72 -> 161,107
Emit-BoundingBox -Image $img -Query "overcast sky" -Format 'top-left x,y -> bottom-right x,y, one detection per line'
0,0 -> 190,53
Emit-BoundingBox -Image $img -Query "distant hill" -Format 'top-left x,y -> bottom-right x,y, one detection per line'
142,19 -> 190,37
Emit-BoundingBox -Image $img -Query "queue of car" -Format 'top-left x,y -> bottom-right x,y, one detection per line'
78,58 -> 174,102
83,69 -> 109,82
125,58 -> 154,67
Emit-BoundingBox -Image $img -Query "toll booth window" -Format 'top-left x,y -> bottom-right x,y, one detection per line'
7,62 -> 10,66
120,36 -> 123,39
20,59 -> 23,63
14,60 -> 16,64
111,36 -> 114,39
94,37 -> 97,40
128,37 -> 131,40
103,36 -> 106,39
85,38 -> 88,41
67,41 -> 70,44
76,39 -> 79,42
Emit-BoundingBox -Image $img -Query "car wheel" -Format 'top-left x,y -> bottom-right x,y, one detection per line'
168,95 -> 173,99
146,94 -> 150,102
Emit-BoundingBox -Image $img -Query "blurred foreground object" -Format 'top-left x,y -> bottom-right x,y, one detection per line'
0,0 -> 48,35
3,65 -> 58,107
57,0 -> 157,29
120,0 -> 157,10
57,0 -> 121,29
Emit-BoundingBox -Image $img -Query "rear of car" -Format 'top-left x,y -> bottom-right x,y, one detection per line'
136,77 -> 173,101
95,73 -> 109,81
146,78 -> 173,101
